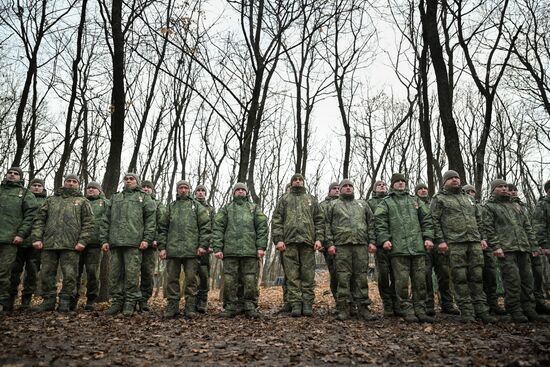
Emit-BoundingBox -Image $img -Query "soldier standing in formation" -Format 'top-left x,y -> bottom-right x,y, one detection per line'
194,184 -> 215,314
533,180 -> 550,313
319,182 -> 340,304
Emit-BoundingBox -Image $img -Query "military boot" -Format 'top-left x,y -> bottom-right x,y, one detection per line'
477,313 -> 498,324
535,302 -> 550,315
58,299 -> 72,312
302,303 -> 313,317
403,314 -> 419,323
122,302 -> 135,317
219,306 -> 237,318
69,295 -> 79,311
417,314 -> 435,323
20,295 -> 32,310
459,315 -> 476,323
139,300 -> 150,312
245,304 -> 260,319
336,302 -> 350,321
278,303 -> 291,314
84,296 -> 96,311
349,303 -> 358,317
196,298 -> 207,314
164,302 -> 179,318
290,303 -> 302,317
510,312 -> 528,323
441,305 -> 460,315
106,303 -> 123,315
357,304 -> 377,321
4,295 -> 15,312
489,304 -> 507,315
37,298 -> 56,312
525,310 -> 549,323
184,298 -> 198,318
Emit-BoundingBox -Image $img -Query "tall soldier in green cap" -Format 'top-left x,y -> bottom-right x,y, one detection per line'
319,182 -> 340,303
326,179 -> 377,320
509,183 -> 550,314
8,178 -> 46,311
483,180 -> 546,322
158,180 -> 211,318
194,184 -> 215,313
533,180 -> 550,314
72,181 -> 109,311
32,174 -> 94,312
140,180 -> 164,312
464,184 -> 505,315
374,173 -> 435,323
101,173 -> 157,316
213,183 -> 268,318
272,173 -> 324,317
431,170 -> 496,323
0,168 -> 38,312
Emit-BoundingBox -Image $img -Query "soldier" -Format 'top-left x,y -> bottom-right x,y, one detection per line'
101,173 -> 157,316
272,173 -> 324,317
430,170 -> 496,324
374,173 -> 435,323
415,182 -> 458,316
73,182 -> 109,311
279,183 -> 292,314
509,183 -> 550,314
367,180 -> 400,317
139,180 -> 164,312
194,184 -> 215,314
319,182 -> 340,303
463,184 -> 505,315
484,179 -> 546,322
0,167 -> 38,313
32,174 -> 94,312
213,183 -> 268,318
533,180 -> 550,313
326,179 -> 376,320
158,180 -> 210,318
8,178 -> 46,311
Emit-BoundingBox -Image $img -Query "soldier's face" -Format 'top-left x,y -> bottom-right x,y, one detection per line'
341,184 -> 353,195
124,176 -> 138,189
142,185 -> 153,194
445,176 -> 461,188
508,189 -> 518,198
374,182 -> 387,193
329,187 -> 340,197
30,183 -> 44,194
86,187 -> 100,198
493,184 -> 508,196
292,177 -> 304,187
392,180 -> 406,191
195,188 -> 206,200
64,179 -> 80,189
417,188 -> 428,198
466,190 -> 476,198
234,188 -> 247,197
177,185 -> 190,196
5,170 -> 21,183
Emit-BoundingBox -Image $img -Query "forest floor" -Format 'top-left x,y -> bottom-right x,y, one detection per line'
1,272 -> 549,366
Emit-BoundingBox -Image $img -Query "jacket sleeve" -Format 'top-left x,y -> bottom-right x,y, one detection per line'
196,203 -> 211,250
482,204 -> 501,251
255,207 -> 269,251
365,204 -> 376,245
211,206 -> 227,253
78,201 -> 96,246
522,214 -> 538,251
429,196 -> 445,244
532,201 -> 548,249
271,198 -> 285,244
476,203 -> 486,240
374,200 -> 390,247
155,202 -> 166,241
417,199 -> 434,241
313,198 -> 325,242
17,190 -> 38,239
142,194 -> 157,243
325,202 -> 334,248
157,203 -> 170,251
99,197 -> 111,245
31,198 -> 49,242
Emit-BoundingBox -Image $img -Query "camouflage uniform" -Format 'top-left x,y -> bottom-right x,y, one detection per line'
326,188 -> 375,319
0,175 -> 38,310
101,186 -> 157,313
212,191 -> 268,317
272,175 -> 324,315
195,195 -> 215,313
158,193 -> 210,317
32,187 -> 94,310
319,194 -> 338,302
533,189 -> 550,313
374,188 -> 433,320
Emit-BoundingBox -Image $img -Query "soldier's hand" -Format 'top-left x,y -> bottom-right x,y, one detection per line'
314,241 -> 323,251
159,249 -> 167,260
75,243 -> 86,252
438,242 -> 448,253
33,241 -> 43,250
383,241 -> 392,250
139,241 -> 149,250
197,247 -> 207,256
276,242 -> 286,252
424,240 -> 434,250
493,248 -> 504,258
327,245 -> 336,255
257,250 -> 265,258
151,240 -> 158,249
215,251 -> 224,260
368,244 -> 377,253
480,240 -> 488,250
544,248 -> 550,256
101,243 -> 110,252
12,236 -> 24,246
532,248 -> 541,257
208,247 -> 213,254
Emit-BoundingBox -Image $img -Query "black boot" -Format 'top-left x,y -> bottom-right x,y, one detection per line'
84,296 -> 96,311
20,295 -> 32,310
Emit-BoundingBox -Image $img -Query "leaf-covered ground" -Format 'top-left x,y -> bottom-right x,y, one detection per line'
1,272 -> 549,366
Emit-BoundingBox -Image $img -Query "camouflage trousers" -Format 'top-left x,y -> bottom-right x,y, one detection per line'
391,255 -> 427,316
323,251 -> 338,302
109,247 -> 142,306
482,249 -> 499,310
499,251 -> 536,315
448,242 -> 489,317
376,250 -> 399,313
280,251 -> 288,305
0,244 -> 18,305
223,257 -> 257,311
335,245 -> 370,305
140,247 -> 157,303
166,257 -> 198,305
425,249 -> 454,312
531,254 -> 546,305
9,246 -> 41,299
75,247 -> 101,301
283,243 -> 315,306
41,250 -> 79,303
197,253 -> 210,305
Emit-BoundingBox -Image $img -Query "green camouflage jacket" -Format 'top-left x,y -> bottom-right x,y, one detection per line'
483,195 -> 536,252
374,189 -> 433,256
101,187 -> 157,247
212,196 -> 268,257
197,199 -> 216,247
533,196 -> 550,249
367,192 -> 386,213
326,193 -> 375,247
32,188 -> 94,250
22,191 -> 48,248
158,194 -> 211,258
430,187 -> 481,244
87,193 -> 110,247
320,195 -> 338,248
271,186 -> 324,246
0,180 -> 38,245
